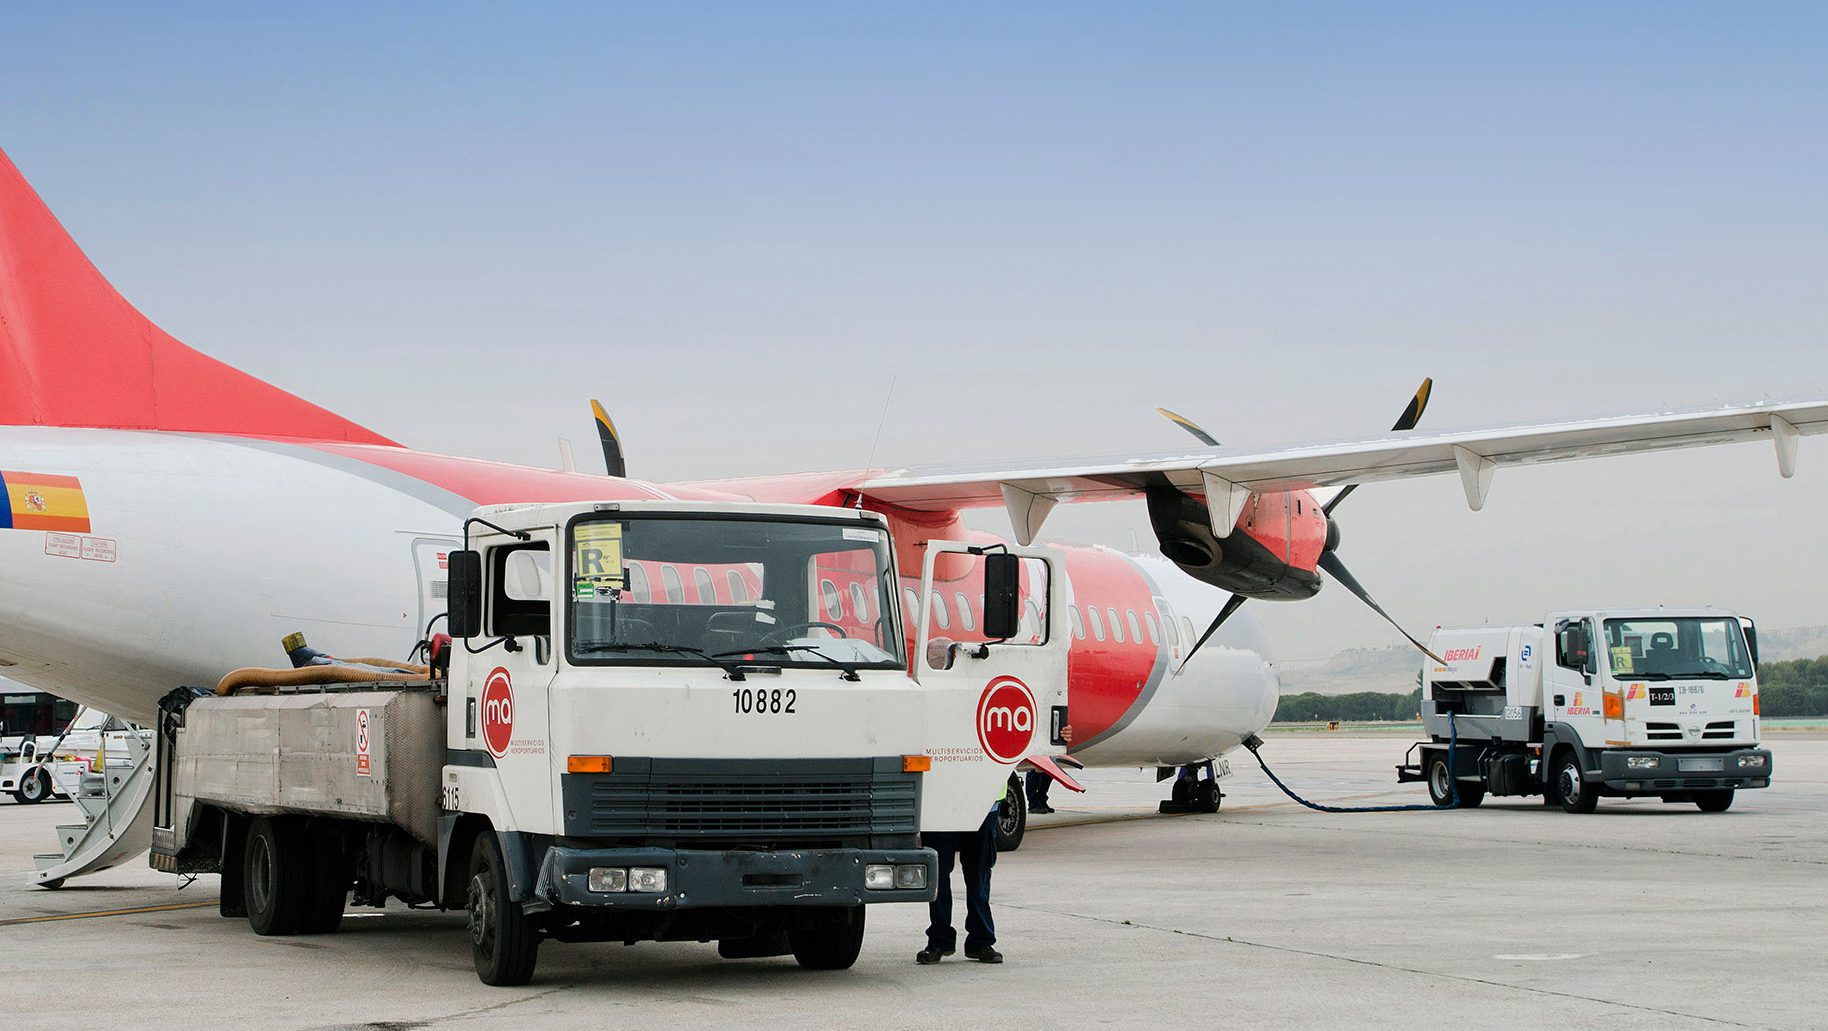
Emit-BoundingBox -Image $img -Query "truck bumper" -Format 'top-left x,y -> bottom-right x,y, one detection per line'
1597,748 -> 1773,794
534,845 -> 937,910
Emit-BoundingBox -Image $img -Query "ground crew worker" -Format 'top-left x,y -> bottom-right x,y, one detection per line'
917,782 -> 1002,965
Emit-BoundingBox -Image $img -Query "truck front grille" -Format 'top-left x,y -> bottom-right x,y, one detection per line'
1702,720 -> 1737,740
561,756 -> 920,845
1646,722 -> 1682,741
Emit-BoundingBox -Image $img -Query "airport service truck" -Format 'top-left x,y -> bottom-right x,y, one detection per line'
150,501 -> 1068,985
1397,607 -> 1771,813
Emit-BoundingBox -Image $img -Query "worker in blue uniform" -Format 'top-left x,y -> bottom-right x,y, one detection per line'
917,784 -> 1003,964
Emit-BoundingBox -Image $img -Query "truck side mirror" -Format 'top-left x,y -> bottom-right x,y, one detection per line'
447,549 -> 484,638
981,552 -> 1021,641
1742,619 -> 1759,668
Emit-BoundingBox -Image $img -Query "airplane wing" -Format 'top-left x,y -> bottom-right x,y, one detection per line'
854,399 -> 1828,544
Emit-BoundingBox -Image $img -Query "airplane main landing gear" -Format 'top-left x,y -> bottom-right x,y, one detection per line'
1158,762 -> 1222,814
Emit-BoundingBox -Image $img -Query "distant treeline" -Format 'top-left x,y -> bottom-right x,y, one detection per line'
1274,689 -> 1421,723
1757,658 -> 1828,718
1271,658 -> 1828,722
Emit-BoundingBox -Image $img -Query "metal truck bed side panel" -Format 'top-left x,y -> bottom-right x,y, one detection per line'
175,688 -> 443,846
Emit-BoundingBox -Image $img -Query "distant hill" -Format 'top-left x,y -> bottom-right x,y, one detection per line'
1278,626 -> 1828,696
1278,646 -> 1420,696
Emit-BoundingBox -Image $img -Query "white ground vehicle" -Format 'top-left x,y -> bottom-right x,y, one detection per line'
1,737 -> 84,803
151,501 -> 1069,985
1397,608 -> 1771,813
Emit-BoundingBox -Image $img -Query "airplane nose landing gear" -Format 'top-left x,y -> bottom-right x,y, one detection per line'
1158,762 -> 1222,814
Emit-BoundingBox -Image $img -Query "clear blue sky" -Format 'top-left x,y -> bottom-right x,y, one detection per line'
5,4 -> 1827,654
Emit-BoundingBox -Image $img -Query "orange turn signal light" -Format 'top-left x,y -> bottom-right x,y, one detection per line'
1753,693 -> 1760,716
1603,696 -> 1624,719
902,754 -> 931,773
568,755 -> 614,774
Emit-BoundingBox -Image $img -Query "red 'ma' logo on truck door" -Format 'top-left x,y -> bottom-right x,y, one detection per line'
977,675 -> 1037,765
481,667 -> 514,758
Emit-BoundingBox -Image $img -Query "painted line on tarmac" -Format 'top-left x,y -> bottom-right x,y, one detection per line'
0,900 -> 218,927
1030,790 -> 1404,832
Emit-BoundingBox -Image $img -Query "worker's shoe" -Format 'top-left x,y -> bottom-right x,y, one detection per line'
1030,803 -> 1055,814
965,946 -> 1004,964
916,946 -> 953,965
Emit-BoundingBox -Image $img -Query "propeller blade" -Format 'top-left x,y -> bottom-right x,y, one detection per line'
591,399 -> 627,478
1323,377 -> 1434,516
1155,407 -> 1221,447
1174,592 -> 1250,676
1316,551 -> 1444,664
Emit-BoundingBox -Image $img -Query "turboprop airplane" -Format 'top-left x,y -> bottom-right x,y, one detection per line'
1,145 -> 1824,871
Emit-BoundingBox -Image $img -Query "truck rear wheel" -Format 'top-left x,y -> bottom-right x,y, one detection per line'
995,778 -> 1026,852
1694,790 -> 1735,813
301,830 -> 348,934
1426,755 -> 1483,807
789,905 -> 866,970
467,833 -> 538,986
1555,754 -> 1598,814
245,818 -> 313,935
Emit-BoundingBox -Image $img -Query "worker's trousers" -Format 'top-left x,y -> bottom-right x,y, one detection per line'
924,808 -> 997,953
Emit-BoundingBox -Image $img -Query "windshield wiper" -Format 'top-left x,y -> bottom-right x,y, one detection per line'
714,644 -> 862,682
580,641 -> 753,680
1627,672 -> 1672,680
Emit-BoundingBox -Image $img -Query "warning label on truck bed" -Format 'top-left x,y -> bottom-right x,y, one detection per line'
356,708 -> 372,777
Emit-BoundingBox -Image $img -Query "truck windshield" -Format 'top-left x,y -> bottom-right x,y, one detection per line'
1603,617 -> 1753,680
567,515 -> 905,672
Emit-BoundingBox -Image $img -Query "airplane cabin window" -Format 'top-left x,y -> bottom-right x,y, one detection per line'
930,591 -> 950,629
821,579 -> 843,620
851,582 -> 871,621
693,567 -> 717,604
1069,605 -> 1085,640
661,565 -> 684,604
1087,605 -> 1106,641
954,591 -> 975,632
1182,617 -> 1197,647
1126,609 -> 1142,644
1107,607 -> 1124,643
626,563 -> 650,603
1144,611 -> 1161,646
726,570 -> 749,603
904,588 -> 919,625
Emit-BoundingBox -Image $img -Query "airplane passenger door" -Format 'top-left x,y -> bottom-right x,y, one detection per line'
912,541 -> 1070,832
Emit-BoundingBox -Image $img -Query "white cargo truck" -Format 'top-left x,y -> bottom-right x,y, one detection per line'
150,501 -> 1069,985
1397,607 -> 1771,813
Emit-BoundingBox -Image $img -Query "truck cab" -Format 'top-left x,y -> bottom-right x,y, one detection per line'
154,499 -> 1071,986
1400,607 -> 1771,813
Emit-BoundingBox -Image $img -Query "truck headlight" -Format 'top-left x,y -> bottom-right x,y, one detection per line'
588,867 -> 628,893
1737,755 -> 1767,769
628,867 -> 668,893
1626,756 -> 1659,770
864,864 -> 896,890
894,864 -> 928,889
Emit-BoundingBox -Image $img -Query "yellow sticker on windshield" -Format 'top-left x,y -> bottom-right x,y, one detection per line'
573,522 -> 625,596
1610,646 -> 1635,673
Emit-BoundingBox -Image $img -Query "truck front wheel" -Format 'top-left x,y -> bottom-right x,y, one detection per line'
467,833 -> 539,986
789,905 -> 866,970
1554,754 -> 1598,814
1693,790 -> 1735,813
245,818 -> 313,935
995,777 -> 1026,852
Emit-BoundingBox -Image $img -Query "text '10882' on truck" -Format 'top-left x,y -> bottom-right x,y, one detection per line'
1399,607 -> 1771,813
150,501 -> 1069,985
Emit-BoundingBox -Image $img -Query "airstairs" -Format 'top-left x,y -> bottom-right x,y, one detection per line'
30,718 -> 154,889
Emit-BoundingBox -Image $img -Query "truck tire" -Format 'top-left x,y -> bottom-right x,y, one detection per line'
301,830 -> 348,934
1425,756 -> 1458,806
1554,754 -> 1598,814
467,833 -> 538,986
995,779 -> 1026,852
1694,790 -> 1735,813
245,818 -> 314,935
15,767 -> 52,804
789,905 -> 866,971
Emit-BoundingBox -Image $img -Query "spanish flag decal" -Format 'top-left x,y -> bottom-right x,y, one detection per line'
0,471 -> 91,533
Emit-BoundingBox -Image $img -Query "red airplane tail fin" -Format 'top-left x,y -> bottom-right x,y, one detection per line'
0,148 -> 398,445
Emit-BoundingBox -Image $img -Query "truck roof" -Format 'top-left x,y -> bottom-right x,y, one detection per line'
470,499 -> 891,526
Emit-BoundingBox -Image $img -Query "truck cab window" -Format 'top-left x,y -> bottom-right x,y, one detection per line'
570,516 -> 905,673
490,543 -> 551,638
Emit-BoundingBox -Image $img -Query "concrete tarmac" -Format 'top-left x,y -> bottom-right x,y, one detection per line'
2,732 -> 1823,1030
